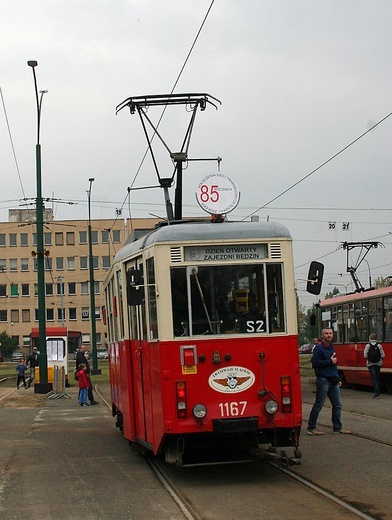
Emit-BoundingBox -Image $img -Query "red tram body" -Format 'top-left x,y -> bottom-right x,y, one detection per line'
319,287 -> 392,393
104,220 -> 303,464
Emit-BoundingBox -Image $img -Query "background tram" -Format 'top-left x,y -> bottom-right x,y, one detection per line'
104,219 -> 307,465
319,286 -> 392,393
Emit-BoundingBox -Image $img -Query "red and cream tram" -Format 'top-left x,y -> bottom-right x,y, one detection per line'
104,219 -> 306,465
319,287 -> 392,393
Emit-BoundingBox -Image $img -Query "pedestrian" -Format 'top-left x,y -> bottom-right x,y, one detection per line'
307,328 -> 351,435
76,363 -> 90,406
364,332 -> 385,399
25,346 -> 39,388
75,345 -> 99,405
16,358 -> 27,389
312,337 -> 320,353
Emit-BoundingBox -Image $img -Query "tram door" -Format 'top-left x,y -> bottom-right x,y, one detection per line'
127,261 -> 148,442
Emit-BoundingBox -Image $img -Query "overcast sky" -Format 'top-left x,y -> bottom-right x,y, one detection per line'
1,0 -> 392,308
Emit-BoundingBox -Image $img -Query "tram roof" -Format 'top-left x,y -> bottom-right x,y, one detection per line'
319,285 -> 392,306
115,220 -> 291,263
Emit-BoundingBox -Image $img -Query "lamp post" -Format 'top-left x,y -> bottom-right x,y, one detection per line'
27,60 -> 51,393
87,178 -> 100,374
328,283 -> 352,294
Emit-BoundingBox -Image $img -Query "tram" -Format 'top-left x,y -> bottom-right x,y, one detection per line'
319,287 -> 392,393
104,218 -> 319,465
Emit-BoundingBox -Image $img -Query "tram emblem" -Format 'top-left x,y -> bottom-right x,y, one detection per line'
209,366 -> 255,394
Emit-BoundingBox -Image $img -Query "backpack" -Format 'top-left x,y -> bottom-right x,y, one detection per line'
367,343 -> 381,363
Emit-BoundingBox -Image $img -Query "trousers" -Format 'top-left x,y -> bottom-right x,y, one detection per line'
308,376 -> 342,431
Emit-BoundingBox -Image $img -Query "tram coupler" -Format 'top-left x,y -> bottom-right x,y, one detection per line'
251,446 -> 302,466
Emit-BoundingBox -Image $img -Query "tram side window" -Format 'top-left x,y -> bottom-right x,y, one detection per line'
384,297 -> 392,341
355,301 -> 368,342
146,258 -> 158,340
368,298 -> 383,340
171,263 -> 285,337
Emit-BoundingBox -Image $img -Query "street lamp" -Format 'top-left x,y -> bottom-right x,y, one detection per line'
28,60 -> 51,393
87,178 -> 100,374
328,283 -> 352,294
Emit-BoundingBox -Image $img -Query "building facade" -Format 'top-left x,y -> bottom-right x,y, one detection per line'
0,212 -> 159,354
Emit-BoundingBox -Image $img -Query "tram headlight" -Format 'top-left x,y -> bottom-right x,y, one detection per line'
264,400 -> 278,415
192,404 -> 207,419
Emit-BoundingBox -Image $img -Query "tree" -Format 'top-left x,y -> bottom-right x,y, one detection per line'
373,276 -> 391,289
324,286 -> 340,299
0,331 -> 18,361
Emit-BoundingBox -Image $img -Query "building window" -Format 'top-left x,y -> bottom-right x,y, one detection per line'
0,259 -> 6,271
95,307 -> 101,319
9,259 -> 17,272
56,257 -> 64,270
20,233 -> 28,246
57,308 -> 65,322
91,231 -> 98,244
101,229 -> 109,243
69,308 -> 77,320
21,284 -> 30,296
82,308 -> 89,320
44,233 -> 52,246
22,309 -> 30,322
66,232 -> 75,245
45,283 -> 54,296
44,257 -> 53,271
11,309 -> 19,323
0,284 -> 7,297
21,258 -> 29,271
102,256 -> 110,269
33,258 -> 38,271
68,282 -> 76,295
96,333 -> 102,345
12,335 -> 19,345
79,231 -> 87,244
93,256 -> 99,269
34,309 -> 39,321
67,257 -> 75,270
32,233 -> 37,246
81,282 -> 89,295
0,234 -> 5,246
57,281 -> 65,296
9,233 -> 17,246
0,310 -> 7,322
34,284 -> 39,296
46,308 -> 54,321
82,333 -> 90,344
22,335 -> 30,346
94,281 -> 100,294
55,232 -> 64,246
11,284 -> 18,297
112,230 -> 121,243
80,256 -> 88,269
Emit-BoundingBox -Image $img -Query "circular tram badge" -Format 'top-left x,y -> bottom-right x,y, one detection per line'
208,366 -> 255,394
196,173 -> 240,215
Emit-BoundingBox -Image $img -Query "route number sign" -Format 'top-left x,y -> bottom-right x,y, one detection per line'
196,173 -> 240,215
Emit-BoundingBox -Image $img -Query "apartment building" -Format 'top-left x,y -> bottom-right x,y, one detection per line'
0,210 -> 159,353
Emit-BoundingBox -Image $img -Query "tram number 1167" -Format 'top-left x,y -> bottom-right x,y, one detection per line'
218,401 -> 247,417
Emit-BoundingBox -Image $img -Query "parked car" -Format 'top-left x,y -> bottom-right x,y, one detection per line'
299,344 -> 313,354
11,351 -> 24,362
97,349 -> 108,359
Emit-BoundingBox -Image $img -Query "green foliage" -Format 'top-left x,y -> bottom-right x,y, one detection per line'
324,286 -> 340,299
0,331 -> 19,360
373,276 -> 391,289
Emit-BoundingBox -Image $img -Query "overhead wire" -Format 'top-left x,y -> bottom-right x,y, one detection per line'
0,86 -> 27,201
242,110 -> 392,221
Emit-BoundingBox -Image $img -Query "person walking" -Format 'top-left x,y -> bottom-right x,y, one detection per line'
26,346 -> 39,388
76,363 -> 90,406
307,328 -> 351,435
364,332 -> 385,399
16,358 -> 28,389
75,345 -> 99,405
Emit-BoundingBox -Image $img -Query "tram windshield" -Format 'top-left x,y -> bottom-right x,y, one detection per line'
171,263 -> 285,336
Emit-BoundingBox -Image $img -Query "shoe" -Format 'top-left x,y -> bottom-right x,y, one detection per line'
17,386 -> 20,390
371,395 -> 380,399
78,403 -> 83,406
24,386 -> 28,389
84,402 -> 90,406
333,429 -> 351,434
90,401 -> 99,405
307,428 -> 324,435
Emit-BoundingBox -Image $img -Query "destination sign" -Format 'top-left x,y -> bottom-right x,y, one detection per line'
184,244 -> 268,262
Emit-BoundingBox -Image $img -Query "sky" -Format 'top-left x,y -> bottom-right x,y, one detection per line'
1,0 -> 392,308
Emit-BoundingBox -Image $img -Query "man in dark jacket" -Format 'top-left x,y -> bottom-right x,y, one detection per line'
75,345 -> 99,405
26,346 -> 39,388
307,328 -> 350,435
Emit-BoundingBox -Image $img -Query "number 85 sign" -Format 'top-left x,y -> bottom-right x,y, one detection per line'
196,173 -> 240,215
